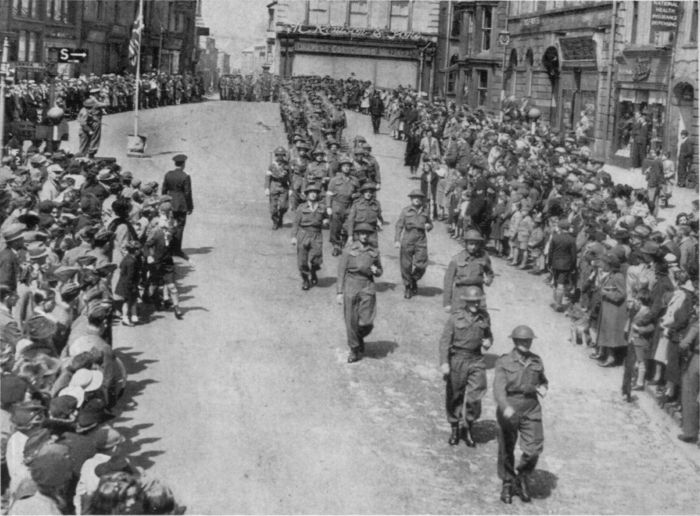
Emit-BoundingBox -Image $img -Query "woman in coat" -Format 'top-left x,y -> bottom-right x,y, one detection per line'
593,252 -> 628,367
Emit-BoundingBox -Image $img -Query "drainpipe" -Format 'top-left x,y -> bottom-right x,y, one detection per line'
605,0 -> 618,160
444,0 -> 453,98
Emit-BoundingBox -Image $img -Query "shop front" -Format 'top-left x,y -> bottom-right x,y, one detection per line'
83,28 -> 107,76
558,37 -> 599,146
43,27 -> 80,78
612,50 -> 672,167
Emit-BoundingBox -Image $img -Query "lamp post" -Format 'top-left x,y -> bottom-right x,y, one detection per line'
0,37 -> 9,159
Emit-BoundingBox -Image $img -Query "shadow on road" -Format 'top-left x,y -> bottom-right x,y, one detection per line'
364,340 -> 398,359
117,348 -> 159,375
183,246 -> 214,256
471,419 -> 498,444
416,286 -> 442,297
375,281 -> 396,292
529,469 -> 558,499
181,306 -> 209,316
316,276 -> 337,288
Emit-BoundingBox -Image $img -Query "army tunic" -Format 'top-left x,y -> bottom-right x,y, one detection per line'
395,205 -> 432,288
443,250 -> 494,310
303,162 -> 330,193
292,201 -> 327,275
493,349 -> 549,483
264,159 -> 290,227
327,174 -> 359,250
344,198 -> 383,248
337,241 -> 383,351
288,151 -> 308,211
439,309 -> 492,424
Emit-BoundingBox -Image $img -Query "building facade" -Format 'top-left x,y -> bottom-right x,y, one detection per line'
141,0 -> 197,74
272,0 -> 440,91
435,0 -> 508,112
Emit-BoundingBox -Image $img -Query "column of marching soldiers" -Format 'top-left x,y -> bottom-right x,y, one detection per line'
267,81 -> 547,505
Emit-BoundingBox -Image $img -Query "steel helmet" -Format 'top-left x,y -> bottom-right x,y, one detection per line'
509,325 -> 536,340
273,146 -> 287,156
463,229 -> 484,242
460,286 -> 484,302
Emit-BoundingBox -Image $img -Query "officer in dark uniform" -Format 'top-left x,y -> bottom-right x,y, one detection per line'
291,183 -> 329,290
493,325 -> 549,504
439,286 -> 493,448
265,147 -> 291,230
443,229 -> 494,312
161,154 -> 194,261
344,182 -> 383,248
395,189 -> 433,299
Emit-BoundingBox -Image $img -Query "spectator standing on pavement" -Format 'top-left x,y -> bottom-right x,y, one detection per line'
161,154 -> 193,262
644,149 -> 665,216
677,129 -> 694,188
336,223 -> 383,364
395,190 -> 433,299
439,286 -> 492,448
369,91 -> 384,135
548,220 -> 577,312
493,325 -> 548,505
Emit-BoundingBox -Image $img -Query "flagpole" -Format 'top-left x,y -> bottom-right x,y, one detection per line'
133,0 -> 143,138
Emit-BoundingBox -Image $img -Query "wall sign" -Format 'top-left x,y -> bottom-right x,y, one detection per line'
559,37 -> 596,61
278,23 -> 431,43
650,1 -> 680,31
295,40 -> 418,59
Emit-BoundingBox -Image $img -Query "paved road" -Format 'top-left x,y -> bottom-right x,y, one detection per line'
66,102 -> 700,514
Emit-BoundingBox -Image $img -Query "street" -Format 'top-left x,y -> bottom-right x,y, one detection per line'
67,100 -> 700,514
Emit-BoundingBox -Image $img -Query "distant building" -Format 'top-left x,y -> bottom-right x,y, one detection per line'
271,0 -> 441,91
196,36 -> 219,89
141,0 -> 197,74
240,43 -> 267,76
217,50 -> 230,76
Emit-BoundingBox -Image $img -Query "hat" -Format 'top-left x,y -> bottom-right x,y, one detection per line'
96,263 -> 118,276
360,182 -> 377,192
312,148 -> 326,156
633,225 -> 652,238
77,255 -> 98,267
96,169 -> 115,182
59,281 -> 82,302
83,98 -> 97,108
93,228 -> 114,243
354,222 -> 375,233
26,243 -> 49,261
664,253 -> 679,265
2,223 -> 26,242
69,368 -> 104,392
29,450 -> 73,488
173,154 -> 187,163
78,225 -> 98,239
95,426 -> 125,451
614,228 -> 629,239
17,211 -> 40,226
408,189 -> 425,198
24,315 -> 57,341
76,397 -> 105,430
303,183 -> 322,193
1,374 -> 29,405
558,220 -> 571,230
121,170 -> 133,180
11,400 -> 46,429
601,251 -> 621,269
30,154 -> 47,165
338,154 -> 353,166
22,230 -> 49,243
640,241 -> 660,256
49,393 -> 81,419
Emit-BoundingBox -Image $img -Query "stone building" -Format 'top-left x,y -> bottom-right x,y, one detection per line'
141,0 -> 197,74
272,0 -> 440,91
435,0 -> 509,112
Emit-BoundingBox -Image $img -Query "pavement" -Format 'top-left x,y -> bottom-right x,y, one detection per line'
62,102 -> 700,514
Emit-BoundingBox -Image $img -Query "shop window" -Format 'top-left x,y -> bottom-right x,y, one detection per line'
308,0 -> 329,26
690,1 -> 698,43
349,1 -> 368,27
389,1 -> 410,32
481,7 -> 492,52
447,71 -> 457,94
477,69 -> 488,106
614,90 -> 666,155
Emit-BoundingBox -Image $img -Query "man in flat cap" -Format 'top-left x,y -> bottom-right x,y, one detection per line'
162,154 -> 193,262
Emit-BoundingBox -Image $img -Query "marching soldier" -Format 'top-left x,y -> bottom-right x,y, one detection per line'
344,182 -> 383,248
439,286 -> 492,448
494,325 -> 549,504
289,140 -> 310,211
303,149 -> 330,193
264,147 -> 291,230
395,189 -> 433,299
362,143 -> 382,188
443,229 -> 494,312
351,148 -> 371,186
336,223 -> 383,363
291,183 -> 329,290
327,155 -> 359,256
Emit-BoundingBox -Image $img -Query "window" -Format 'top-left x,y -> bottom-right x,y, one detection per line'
97,0 -> 104,20
389,1 -> 410,31
308,0 -> 329,26
13,0 -> 36,18
447,54 -> 459,94
690,1 -> 698,43
477,69 -> 488,106
631,1 -> 639,44
17,30 -> 26,61
349,1 -> 368,27
480,7 -> 492,51
536,1 -> 547,11
451,9 -> 461,37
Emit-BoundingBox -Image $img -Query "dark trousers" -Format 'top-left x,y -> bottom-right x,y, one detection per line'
400,232 -> 428,287
371,115 -> 381,134
269,189 -> 289,225
329,205 -> 349,249
446,354 -> 487,424
496,400 -> 543,483
297,229 -> 323,275
172,211 -> 188,255
343,276 -> 376,351
681,353 -> 699,439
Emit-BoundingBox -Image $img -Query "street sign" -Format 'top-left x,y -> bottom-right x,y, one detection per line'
53,47 -> 88,63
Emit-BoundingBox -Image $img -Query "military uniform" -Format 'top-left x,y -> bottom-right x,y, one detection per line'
344,193 -> 383,248
327,172 -> 359,255
288,147 -> 309,211
303,160 -> 330,193
395,196 -> 432,295
443,250 -> 493,310
162,155 -> 194,259
493,349 -> 548,489
265,158 -> 290,229
439,308 -> 492,427
292,197 -> 327,288
337,239 -> 383,355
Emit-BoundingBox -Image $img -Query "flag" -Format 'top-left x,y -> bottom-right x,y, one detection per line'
129,12 -> 143,66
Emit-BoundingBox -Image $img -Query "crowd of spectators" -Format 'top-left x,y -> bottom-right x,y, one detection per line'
0,146 -> 186,513
277,74 -> 700,445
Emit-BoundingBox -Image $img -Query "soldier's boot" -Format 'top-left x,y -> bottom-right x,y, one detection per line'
463,421 -> 476,447
516,473 -> 532,503
448,423 -> 460,446
309,267 -> 318,286
404,285 -> 413,299
500,482 -> 513,504
410,278 -> 418,295
272,212 -> 280,230
301,273 -> 311,291
173,306 -> 183,320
